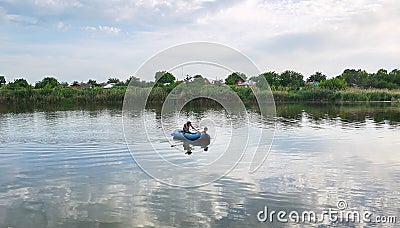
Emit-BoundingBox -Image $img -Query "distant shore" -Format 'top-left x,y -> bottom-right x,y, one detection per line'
1,86 -> 400,107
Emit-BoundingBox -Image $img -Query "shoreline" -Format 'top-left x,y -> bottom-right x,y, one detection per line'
1,86 -> 400,106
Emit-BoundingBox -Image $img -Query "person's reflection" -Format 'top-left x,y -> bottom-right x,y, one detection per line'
183,142 -> 193,155
182,141 -> 209,155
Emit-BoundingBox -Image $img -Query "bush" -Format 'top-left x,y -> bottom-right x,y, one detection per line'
35,77 -> 60,89
6,78 -> 32,90
319,78 -> 348,90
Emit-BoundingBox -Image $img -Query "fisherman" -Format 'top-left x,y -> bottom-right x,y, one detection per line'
182,121 -> 198,134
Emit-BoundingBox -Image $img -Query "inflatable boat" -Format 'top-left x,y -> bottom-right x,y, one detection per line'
171,129 -> 205,141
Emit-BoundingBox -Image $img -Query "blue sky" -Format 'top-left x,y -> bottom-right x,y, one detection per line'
0,0 -> 399,84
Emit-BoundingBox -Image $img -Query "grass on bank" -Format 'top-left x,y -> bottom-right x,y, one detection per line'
1,85 -> 400,106
273,88 -> 400,103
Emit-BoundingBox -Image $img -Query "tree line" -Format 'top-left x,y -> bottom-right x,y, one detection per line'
0,76 -> 154,90
1,68 -> 399,91
142,68 -> 400,91
248,69 -> 400,90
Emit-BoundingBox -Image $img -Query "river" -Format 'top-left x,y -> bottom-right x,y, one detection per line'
0,103 -> 399,227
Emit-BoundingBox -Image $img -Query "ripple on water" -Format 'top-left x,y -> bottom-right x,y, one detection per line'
0,107 -> 399,227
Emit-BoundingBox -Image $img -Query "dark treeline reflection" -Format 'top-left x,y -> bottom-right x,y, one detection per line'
0,103 -> 123,114
1,102 -> 400,125
274,103 -> 400,124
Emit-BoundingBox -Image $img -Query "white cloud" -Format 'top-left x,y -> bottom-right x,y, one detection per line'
187,0 -> 386,39
0,0 -> 399,82
83,26 -> 97,32
0,41 -> 136,83
98,25 -> 121,34
33,0 -> 82,9
56,21 -> 64,29
83,25 -> 121,34
4,14 -> 38,25
55,21 -> 71,30
143,0 -> 399,77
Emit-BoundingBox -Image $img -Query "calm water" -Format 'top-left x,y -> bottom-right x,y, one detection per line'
0,103 -> 399,227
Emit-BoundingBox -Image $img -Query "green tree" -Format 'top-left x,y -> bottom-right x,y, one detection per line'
375,69 -> 388,79
155,71 -> 176,84
126,76 -> 154,87
126,76 -> 141,86
389,69 -> 400,86
192,76 -> 205,85
307,72 -> 327,83
319,77 -> 348,90
87,79 -> 100,87
390,69 -> 400,75
375,81 -> 397,89
225,72 -> 247,85
0,75 -> 6,87
369,69 -> 387,88
7,78 -> 31,90
249,74 -> 269,89
260,71 -> 280,88
35,77 -> 60,89
107,77 -> 120,84
339,69 -> 369,87
279,70 -> 305,89
60,82 -> 69,88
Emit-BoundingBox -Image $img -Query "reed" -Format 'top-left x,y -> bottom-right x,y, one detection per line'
1,86 -> 400,106
0,87 -> 127,105
271,88 -> 400,103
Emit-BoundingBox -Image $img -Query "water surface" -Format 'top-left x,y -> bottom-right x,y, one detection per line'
0,103 -> 399,227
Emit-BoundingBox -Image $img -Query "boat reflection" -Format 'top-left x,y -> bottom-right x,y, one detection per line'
173,134 -> 211,155
182,138 -> 210,155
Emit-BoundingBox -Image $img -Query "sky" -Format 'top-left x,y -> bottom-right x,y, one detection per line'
0,0 -> 399,84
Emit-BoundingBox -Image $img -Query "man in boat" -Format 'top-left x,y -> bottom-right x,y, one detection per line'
183,121 -> 198,134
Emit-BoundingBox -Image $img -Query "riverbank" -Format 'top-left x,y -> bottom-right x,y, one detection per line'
1,86 -> 400,106
0,87 -> 127,105
273,88 -> 400,103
